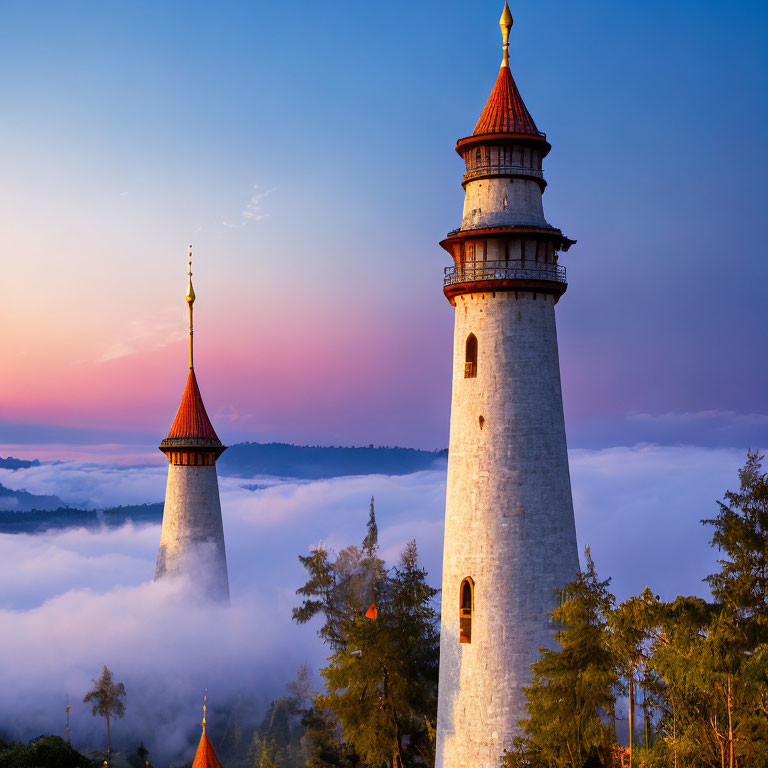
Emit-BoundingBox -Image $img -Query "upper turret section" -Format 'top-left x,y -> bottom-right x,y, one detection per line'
472,3 -> 540,138
456,1 -> 550,202
459,1 -> 548,151
440,3 -> 575,305
160,248 -> 225,463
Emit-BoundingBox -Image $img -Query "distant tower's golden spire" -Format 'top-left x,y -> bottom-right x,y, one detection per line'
187,245 -> 196,370
202,688 -> 208,733
66,694 -> 71,745
500,1 -> 513,68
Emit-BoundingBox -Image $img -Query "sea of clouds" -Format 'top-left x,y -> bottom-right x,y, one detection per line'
0,444 -> 756,764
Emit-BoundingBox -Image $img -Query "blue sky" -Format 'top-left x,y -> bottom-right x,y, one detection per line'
0,0 -> 766,451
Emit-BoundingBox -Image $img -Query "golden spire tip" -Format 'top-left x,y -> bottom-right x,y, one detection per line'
500,1 -> 513,68
186,246 -> 195,370
202,688 -> 207,733
186,245 -> 195,306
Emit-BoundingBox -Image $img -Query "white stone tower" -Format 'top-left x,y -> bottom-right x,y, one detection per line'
155,248 -> 230,602
435,4 -> 579,767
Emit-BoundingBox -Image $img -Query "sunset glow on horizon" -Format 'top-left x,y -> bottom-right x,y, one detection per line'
1,0 -> 766,459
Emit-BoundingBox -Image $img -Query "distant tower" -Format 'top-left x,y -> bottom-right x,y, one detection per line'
435,4 -> 579,768
190,690 -> 223,768
155,247 -> 230,602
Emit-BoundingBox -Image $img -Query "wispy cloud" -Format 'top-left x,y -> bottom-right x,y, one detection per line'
242,185 -> 275,221
223,184 -> 276,228
627,409 -> 768,427
96,307 -> 186,363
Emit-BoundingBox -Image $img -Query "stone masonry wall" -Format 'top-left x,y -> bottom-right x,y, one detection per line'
155,463 -> 230,602
435,290 -> 579,768
462,177 -> 548,230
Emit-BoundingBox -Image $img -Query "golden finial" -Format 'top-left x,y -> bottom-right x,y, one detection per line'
202,688 -> 207,733
500,1 -> 513,68
186,245 -> 196,306
187,246 -> 195,370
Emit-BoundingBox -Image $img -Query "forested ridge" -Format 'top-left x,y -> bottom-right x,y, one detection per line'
218,443 -> 447,479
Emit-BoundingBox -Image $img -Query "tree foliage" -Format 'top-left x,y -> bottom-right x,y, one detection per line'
83,665 -> 126,761
294,499 -> 439,768
0,735 -> 93,768
506,548 -> 617,768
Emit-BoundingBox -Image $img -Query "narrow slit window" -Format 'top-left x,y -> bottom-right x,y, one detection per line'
465,334 -> 477,379
460,577 -> 474,643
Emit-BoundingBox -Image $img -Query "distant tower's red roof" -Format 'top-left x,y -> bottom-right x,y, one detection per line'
191,731 -> 223,768
473,65 -> 541,137
164,369 -> 221,444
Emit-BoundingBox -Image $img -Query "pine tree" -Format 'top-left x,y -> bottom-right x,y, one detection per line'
362,497 -> 378,559
701,450 -> 768,767
610,586 -> 660,766
294,501 -> 386,650
704,450 -> 768,627
318,541 -> 438,768
127,741 -> 150,768
293,546 -> 343,648
83,665 -> 126,764
648,595 -> 722,768
294,501 -> 439,768
252,736 -> 281,768
388,541 -> 440,768
300,702 -> 358,768
507,548 -> 617,768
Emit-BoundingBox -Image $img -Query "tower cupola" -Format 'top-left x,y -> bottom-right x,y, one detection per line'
159,370 -> 225,465
441,1 -> 575,305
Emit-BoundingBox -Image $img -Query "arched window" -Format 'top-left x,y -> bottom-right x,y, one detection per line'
460,577 -> 474,643
465,334 -> 477,379
475,148 -> 481,165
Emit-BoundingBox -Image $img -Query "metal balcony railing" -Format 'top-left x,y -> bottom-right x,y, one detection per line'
444,261 -> 566,287
463,164 -> 544,182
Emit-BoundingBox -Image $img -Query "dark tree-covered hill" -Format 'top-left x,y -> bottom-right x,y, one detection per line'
218,442 -> 447,479
0,482 -> 64,512
0,503 -> 164,534
0,456 -> 40,470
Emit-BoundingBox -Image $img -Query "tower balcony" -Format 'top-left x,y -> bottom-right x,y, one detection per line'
462,164 -> 545,186
443,260 -> 567,303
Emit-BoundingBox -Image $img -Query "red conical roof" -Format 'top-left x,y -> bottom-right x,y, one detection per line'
191,731 -> 223,768
165,369 -> 221,443
473,65 -> 541,137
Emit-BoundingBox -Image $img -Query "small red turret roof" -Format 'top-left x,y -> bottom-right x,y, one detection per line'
191,731 -> 223,768
473,65 -> 541,137
165,369 -> 220,443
